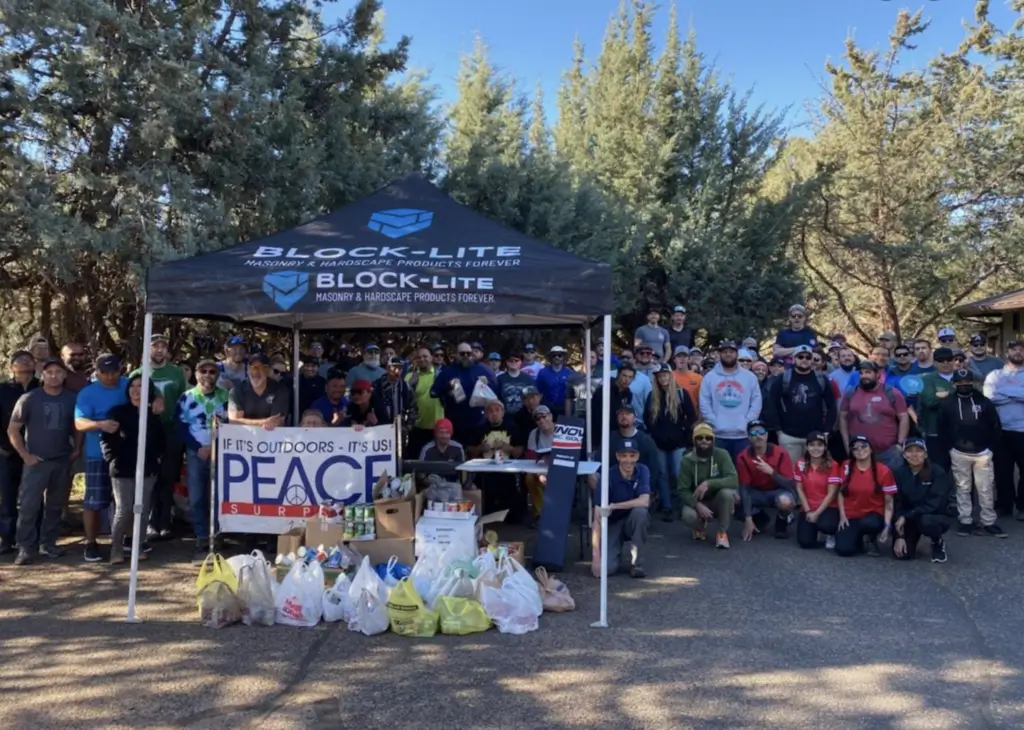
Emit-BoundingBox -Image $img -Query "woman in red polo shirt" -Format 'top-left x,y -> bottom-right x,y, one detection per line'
794,431 -> 842,549
836,435 -> 897,557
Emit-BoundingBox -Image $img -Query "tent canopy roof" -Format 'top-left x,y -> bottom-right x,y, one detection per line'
146,174 -> 613,330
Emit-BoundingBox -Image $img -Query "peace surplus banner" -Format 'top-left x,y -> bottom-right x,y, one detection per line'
216,424 -> 397,534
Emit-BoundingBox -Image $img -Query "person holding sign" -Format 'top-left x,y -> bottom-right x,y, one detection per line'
227,353 -> 291,430
310,369 -> 348,426
341,380 -> 381,427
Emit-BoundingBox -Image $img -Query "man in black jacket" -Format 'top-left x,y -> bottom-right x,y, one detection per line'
764,345 -> 837,466
939,369 -> 1004,537
0,350 -> 38,553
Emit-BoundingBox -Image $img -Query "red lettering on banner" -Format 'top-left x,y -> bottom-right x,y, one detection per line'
221,502 -> 317,519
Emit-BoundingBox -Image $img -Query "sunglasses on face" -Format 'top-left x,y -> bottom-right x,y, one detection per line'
748,428 -> 768,437
794,354 -> 812,360
273,368 -> 286,375
694,436 -> 714,443
457,351 -> 472,357
738,359 -> 752,364
935,357 -> 953,364
197,369 -> 218,376
895,351 -> 911,357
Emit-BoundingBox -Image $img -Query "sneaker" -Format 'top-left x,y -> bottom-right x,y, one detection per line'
984,524 -> 1008,539
715,530 -> 730,549
110,547 -> 124,565
866,536 -> 880,557
956,522 -> 975,537
39,545 -> 65,559
691,521 -> 707,541
825,535 -> 836,550
629,565 -> 646,579
123,537 -> 153,554
83,542 -> 103,563
14,549 -> 33,566
158,528 -> 174,541
660,508 -> 674,523
931,539 -> 948,563
752,511 -> 771,532
146,526 -> 160,541
774,514 -> 789,539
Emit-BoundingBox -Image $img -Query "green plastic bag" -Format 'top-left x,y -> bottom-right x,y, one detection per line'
386,578 -> 438,637
437,596 -> 492,635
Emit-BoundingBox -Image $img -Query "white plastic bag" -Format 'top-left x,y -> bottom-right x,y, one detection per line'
500,556 -> 544,617
238,564 -> 276,627
349,556 -> 389,605
480,556 -> 543,634
227,549 -> 269,576
347,588 -> 390,636
472,550 -> 503,601
450,378 -> 467,404
469,379 -> 498,408
410,544 -> 450,603
275,560 -> 325,627
322,574 -> 355,623
433,567 -> 476,604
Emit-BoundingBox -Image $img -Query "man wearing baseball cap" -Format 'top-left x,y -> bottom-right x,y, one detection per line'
839,360 -> 909,473
521,343 -> 543,378
983,339 -> 1024,517
668,305 -> 695,353
346,343 -> 385,387
698,340 -> 763,461
937,327 -> 957,346
678,423 -> 739,549
228,352 -> 291,432
218,336 -> 248,390
635,308 -> 671,363
772,304 -> 817,364
591,438 -> 651,579
878,332 -> 897,355
916,346 -> 958,470
417,418 -> 466,463
967,334 -> 1003,380
536,345 -> 574,418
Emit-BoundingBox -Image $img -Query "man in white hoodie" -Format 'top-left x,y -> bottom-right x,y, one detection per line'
699,340 -> 763,462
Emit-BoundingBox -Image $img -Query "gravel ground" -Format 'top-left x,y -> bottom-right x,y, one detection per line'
2,519 -> 1023,730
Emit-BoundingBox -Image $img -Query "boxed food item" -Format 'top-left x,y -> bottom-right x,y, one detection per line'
374,493 -> 416,539
277,528 -> 304,556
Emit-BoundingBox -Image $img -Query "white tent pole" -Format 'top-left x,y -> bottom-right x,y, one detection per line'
591,313 -> 612,629
126,312 -> 153,623
292,325 -> 300,425
584,325 -> 592,456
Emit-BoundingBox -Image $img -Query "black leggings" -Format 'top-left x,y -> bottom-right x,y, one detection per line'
834,512 -> 885,557
796,508 -> 840,549
894,514 -> 949,560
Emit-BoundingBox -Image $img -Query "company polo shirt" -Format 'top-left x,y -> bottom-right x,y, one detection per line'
606,463 -> 651,522
229,379 -> 291,424
794,460 -> 842,512
841,461 -> 897,519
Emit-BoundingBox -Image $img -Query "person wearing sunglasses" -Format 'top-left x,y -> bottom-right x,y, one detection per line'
886,344 -> 924,411
737,349 -> 755,370
227,353 -> 291,432
524,405 -> 557,522
430,341 -> 498,446
794,431 -> 842,550
772,304 -> 818,365
679,423 -> 739,549
916,346 -> 958,472
536,345 -> 575,418
737,419 -> 796,541
763,344 -> 837,468
966,334 -> 1003,381
835,435 -> 897,557
891,437 -> 952,562
341,379 -> 381,428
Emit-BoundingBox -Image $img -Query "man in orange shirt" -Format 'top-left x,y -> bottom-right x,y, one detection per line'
672,346 -> 702,412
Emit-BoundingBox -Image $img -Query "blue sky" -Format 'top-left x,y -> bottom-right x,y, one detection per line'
329,1 -> 1015,133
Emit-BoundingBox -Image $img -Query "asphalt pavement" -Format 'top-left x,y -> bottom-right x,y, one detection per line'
2,517 -> 1023,730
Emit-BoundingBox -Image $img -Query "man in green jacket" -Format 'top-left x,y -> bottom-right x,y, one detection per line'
679,422 -> 739,549
917,347 -> 957,471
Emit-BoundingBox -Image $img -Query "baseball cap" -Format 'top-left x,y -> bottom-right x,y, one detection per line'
738,348 -> 756,360
196,358 -> 218,370
788,304 -> 806,315
742,337 -> 758,348
227,335 -> 246,346
524,343 -> 536,352
150,333 -> 169,344
248,353 -> 270,366
40,357 -> 67,372
673,345 -> 690,356
879,331 -> 896,341
747,419 -> 767,432
938,327 -> 956,340
325,368 -> 347,382
830,333 -> 848,343
827,341 -> 842,351
673,305 -> 687,313
303,357 -> 320,366
952,369 -> 975,383
533,405 -> 552,416
850,434 -> 872,448
309,341 -> 324,349
364,343 -> 380,352
351,379 -> 373,392
387,356 -> 403,366
689,347 -> 703,355
522,385 -> 540,397
616,403 -> 635,414
95,354 -> 122,373
1009,339 -> 1024,349
717,339 -> 738,351
487,352 -> 502,361
769,357 -> 784,367
430,343 -> 444,353
616,439 -> 640,454
434,418 -> 454,433
792,345 -> 813,355
969,334 -> 986,346
549,345 -> 566,354
903,436 -> 927,451
693,423 -> 715,440
470,341 -> 484,351
934,347 -> 954,360
858,360 -> 879,372
806,430 -> 828,445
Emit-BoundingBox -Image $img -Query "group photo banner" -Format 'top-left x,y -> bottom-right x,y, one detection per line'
216,424 -> 397,534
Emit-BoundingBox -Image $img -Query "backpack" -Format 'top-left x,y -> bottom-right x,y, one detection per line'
780,369 -> 830,413
842,382 -> 898,409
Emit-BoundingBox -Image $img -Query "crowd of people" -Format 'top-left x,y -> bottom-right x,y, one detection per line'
1,301 -> 1022,579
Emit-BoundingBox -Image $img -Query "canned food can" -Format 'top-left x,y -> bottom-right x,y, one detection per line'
447,502 -> 458,512
459,501 -> 472,512
364,505 -> 375,521
342,522 -> 355,539
363,519 -> 374,536
344,506 -> 356,522
354,505 -> 365,520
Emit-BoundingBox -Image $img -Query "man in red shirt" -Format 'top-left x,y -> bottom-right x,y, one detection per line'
839,361 -> 910,473
736,419 -> 797,541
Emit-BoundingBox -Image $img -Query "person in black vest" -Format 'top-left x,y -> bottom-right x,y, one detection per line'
763,345 -> 837,467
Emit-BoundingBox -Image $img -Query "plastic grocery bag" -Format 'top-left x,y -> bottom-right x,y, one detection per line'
227,549 -> 270,577
479,584 -> 538,635
410,544 -> 450,603
323,574 -> 355,623
386,578 -> 439,637
275,560 -> 325,627
534,567 -> 576,613
238,564 -> 276,626
501,557 -> 544,618
376,556 -> 412,587
349,556 -> 389,605
472,550 -> 503,601
437,596 -> 491,635
469,379 -> 498,408
347,588 -> 390,635
195,554 -> 238,608
433,567 -> 476,604
198,580 -> 244,629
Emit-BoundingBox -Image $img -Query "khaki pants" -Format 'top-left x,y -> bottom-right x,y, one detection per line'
779,432 -> 806,467
682,488 -> 737,533
524,474 -> 544,519
950,448 -> 997,527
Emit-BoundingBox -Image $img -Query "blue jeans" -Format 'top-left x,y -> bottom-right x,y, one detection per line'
717,437 -> 748,463
186,450 -> 213,541
655,448 -> 685,512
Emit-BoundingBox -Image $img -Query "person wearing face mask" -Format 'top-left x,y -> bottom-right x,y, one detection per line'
839,361 -> 908,473
176,358 -> 229,563
346,343 -> 385,386
891,438 -> 952,562
983,340 -> 1024,517
431,342 -> 498,446
941,369 -> 1003,536
698,341 -> 762,462
916,346 -> 958,470
966,334 -> 1003,380
0,351 -> 39,554
828,347 -> 859,395
764,345 -> 837,466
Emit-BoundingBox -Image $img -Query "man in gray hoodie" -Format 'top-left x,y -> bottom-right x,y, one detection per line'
699,340 -> 762,462
983,339 -> 1024,517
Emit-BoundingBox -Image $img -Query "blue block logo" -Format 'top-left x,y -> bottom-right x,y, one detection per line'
262,270 -> 309,310
368,208 -> 433,239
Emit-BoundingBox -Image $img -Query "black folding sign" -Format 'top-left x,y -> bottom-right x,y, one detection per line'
532,417 -> 584,572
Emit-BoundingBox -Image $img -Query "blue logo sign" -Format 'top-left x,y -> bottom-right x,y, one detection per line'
262,270 -> 309,310
368,208 -> 433,239
900,374 -> 924,396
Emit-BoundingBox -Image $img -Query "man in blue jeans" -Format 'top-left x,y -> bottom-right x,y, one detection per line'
175,359 -> 228,563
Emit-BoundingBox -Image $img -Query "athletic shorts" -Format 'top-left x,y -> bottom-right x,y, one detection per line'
83,458 -> 113,511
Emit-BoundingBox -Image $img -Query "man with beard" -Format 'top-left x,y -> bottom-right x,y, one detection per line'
0,351 -> 39,554
498,351 -> 534,415
878,331 -> 898,356
916,346 -> 958,470
839,361 -> 908,473
678,423 -> 739,549
346,343 -> 386,386
310,370 -> 348,425
632,344 -> 659,381
342,380 -> 382,427
699,341 -> 762,462
217,336 -> 248,390
131,334 -> 187,542
828,346 -> 859,395
176,359 -> 229,562
373,357 -> 414,426
940,369 -> 1004,537
228,353 -> 291,429
983,340 -> 1024,517
431,342 -> 498,446
764,345 -> 837,465
967,334 -> 1004,381
521,343 -> 543,378
405,348 -> 444,458
298,358 -> 326,414
913,339 -> 936,374
667,305 -> 695,352
61,342 -> 91,393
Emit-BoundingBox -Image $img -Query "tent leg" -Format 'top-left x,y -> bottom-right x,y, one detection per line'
126,313 -> 153,624
591,313 -> 612,630
292,326 -> 300,425
584,326 -> 592,457
209,421 -> 217,556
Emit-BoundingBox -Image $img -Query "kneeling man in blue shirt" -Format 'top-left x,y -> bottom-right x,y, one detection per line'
592,439 -> 651,579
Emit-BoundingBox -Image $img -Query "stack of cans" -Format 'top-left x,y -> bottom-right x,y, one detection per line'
427,500 -> 474,514
341,504 -> 376,539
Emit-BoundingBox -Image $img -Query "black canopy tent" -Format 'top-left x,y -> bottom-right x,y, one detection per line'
128,174 -> 618,628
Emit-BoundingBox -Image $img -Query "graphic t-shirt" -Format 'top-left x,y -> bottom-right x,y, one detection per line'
841,461 -> 897,519
176,386 -> 229,450
795,460 -> 843,512
841,387 -> 908,453
498,371 -> 535,414
130,363 -> 187,427
12,388 -> 77,461
521,360 -> 543,379
75,378 -> 129,459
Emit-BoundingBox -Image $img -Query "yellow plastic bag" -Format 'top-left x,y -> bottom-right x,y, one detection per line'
195,554 -> 238,609
437,596 -> 492,635
386,578 -> 438,637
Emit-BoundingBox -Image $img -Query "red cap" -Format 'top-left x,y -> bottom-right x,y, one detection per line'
352,379 -> 373,391
434,418 -> 454,434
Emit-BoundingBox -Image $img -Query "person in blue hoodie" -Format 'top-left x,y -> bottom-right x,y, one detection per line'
698,340 -> 762,461
431,341 -> 498,446
983,339 -> 1024,517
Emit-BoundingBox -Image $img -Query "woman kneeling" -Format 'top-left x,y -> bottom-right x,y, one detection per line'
794,431 -> 841,549
835,435 -> 897,557
892,437 -> 952,563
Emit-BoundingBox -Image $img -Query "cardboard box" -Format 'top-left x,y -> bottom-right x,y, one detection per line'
414,488 -> 507,560
479,542 -> 525,563
354,537 -> 415,566
304,518 -> 376,549
276,529 -> 304,556
374,494 -> 416,539
414,489 -> 484,521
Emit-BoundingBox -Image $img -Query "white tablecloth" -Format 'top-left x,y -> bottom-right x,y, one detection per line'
455,458 -> 602,476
